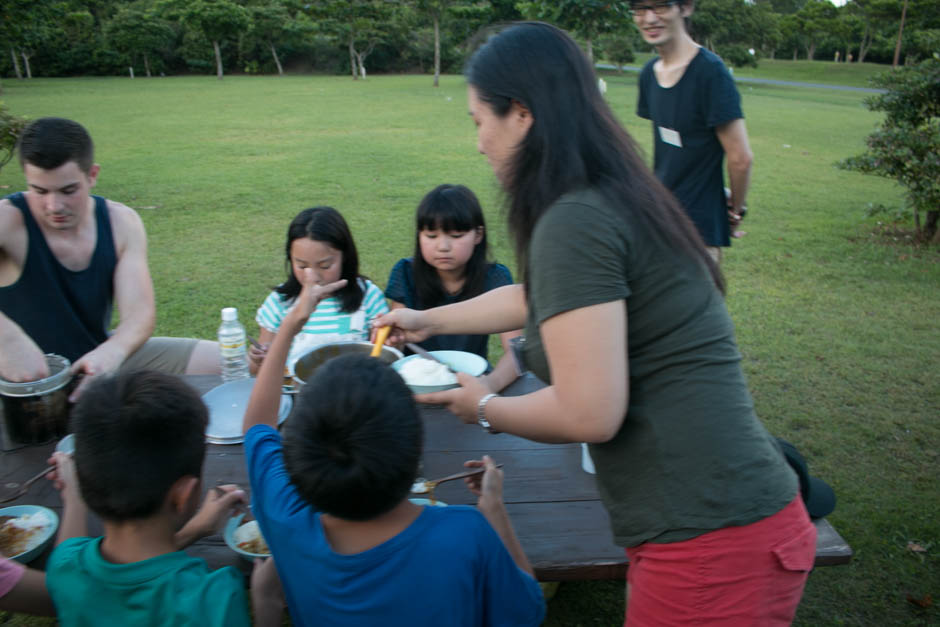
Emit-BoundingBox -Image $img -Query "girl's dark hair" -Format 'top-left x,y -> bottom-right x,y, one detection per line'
465,22 -> 723,293
276,206 -> 364,312
412,184 -> 490,308
283,354 -> 422,521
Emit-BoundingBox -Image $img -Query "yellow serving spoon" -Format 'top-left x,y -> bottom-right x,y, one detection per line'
370,326 -> 391,357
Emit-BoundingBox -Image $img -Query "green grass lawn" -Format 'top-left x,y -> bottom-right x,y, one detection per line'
0,74 -> 936,626
603,52 -> 891,89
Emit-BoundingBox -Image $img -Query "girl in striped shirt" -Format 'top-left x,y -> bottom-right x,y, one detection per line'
250,206 -> 389,373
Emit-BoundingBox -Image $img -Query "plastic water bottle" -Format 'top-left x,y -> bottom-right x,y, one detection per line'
218,307 -> 250,383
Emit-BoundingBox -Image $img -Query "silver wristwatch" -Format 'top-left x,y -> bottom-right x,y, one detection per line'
477,393 -> 498,433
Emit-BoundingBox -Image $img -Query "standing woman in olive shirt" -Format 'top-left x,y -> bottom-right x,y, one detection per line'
375,22 -> 815,625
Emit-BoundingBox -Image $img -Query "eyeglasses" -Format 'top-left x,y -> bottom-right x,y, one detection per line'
630,1 -> 679,16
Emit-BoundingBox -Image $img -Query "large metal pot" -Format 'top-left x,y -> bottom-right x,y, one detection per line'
0,354 -> 72,450
291,341 -> 403,387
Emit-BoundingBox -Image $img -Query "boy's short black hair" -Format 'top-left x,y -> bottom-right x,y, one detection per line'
71,371 -> 208,522
283,354 -> 422,521
17,117 -> 95,174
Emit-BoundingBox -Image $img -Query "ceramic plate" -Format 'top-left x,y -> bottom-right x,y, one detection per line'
203,379 -> 292,445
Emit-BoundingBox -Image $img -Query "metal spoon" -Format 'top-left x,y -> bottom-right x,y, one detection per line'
410,464 -> 504,494
405,343 -> 456,374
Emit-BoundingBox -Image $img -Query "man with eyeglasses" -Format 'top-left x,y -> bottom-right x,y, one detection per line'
633,0 -> 753,264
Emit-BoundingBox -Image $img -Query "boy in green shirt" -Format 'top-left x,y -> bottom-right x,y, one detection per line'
46,370 -> 251,627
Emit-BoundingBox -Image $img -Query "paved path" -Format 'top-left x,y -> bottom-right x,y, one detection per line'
596,63 -> 887,94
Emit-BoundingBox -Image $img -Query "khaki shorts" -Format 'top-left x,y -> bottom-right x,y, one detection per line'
120,337 -> 199,375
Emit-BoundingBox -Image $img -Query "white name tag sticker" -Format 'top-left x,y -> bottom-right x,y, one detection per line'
658,126 -> 683,148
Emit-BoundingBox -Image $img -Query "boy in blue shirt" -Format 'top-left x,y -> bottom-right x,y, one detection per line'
242,270 -> 545,626
46,371 -> 252,627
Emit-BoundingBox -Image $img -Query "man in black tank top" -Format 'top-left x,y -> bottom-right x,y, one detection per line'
0,118 -> 220,399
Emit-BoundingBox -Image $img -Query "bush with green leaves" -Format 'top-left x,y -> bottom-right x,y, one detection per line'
839,55 -> 940,242
0,103 -> 28,174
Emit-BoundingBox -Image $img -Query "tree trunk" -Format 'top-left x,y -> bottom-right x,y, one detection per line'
270,43 -> 283,76
892,0 -> 908,68
349,38 -> 357,80
433,16 -> 440,88
923,210 -> 939,242
792,48 -> 798,61
807,43 -> 815,60
129,66 -> 135,79
144,53 -> 152,78
357,52 -> 366,79
213,40 -> 223,79
10,48 -> 22,79
22,52 -> 31,79
586,38 -> 593,64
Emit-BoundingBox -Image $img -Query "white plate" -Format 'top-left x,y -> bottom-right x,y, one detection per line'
409,498 -> 447,507
203,379 -> 292,445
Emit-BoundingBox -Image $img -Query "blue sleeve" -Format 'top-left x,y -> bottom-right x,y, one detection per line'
484,263 -> 513,291
385,258 -> 415,307
476,519 -> 546,627
244,425 -> 313,525
704,59 -> 743,128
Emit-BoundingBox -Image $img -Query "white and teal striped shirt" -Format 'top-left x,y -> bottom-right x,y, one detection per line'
255,279 -> 389,367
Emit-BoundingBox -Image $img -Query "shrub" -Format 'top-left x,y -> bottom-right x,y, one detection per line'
0,103 -> 29,174
839,55 -> 940,243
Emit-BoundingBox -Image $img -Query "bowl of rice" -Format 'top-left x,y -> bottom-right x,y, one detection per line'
391,350 -> 488,394
224,514 -> 271,560
0,505 -> 58,564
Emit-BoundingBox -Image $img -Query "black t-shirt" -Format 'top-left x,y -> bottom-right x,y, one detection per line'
637,48 -> 743,247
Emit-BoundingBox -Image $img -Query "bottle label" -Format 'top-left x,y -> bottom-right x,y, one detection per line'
220,341 -> 245,358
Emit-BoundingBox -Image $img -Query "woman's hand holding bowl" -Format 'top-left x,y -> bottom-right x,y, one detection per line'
415,371 -> 489,425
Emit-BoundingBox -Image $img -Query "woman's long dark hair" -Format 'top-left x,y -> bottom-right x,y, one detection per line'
465,22 -> 724,293
276,206 -> 364,312
412,184 -> 490,308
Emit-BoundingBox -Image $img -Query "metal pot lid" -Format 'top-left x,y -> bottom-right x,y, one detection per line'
203,378 -> 292,445
0,354 -> 72,397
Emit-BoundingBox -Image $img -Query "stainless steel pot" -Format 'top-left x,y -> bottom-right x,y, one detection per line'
0,354 -> 72,450
291,341 -> 403,388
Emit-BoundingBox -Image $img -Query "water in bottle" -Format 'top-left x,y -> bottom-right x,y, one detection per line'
218,307 -> 250,382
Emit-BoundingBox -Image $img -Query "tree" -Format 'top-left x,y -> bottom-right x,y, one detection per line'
184,0 -> 250,79
518,0 -> 632,63
839,57 -> 940,242
106,4 -> 175,77
414,0 -> 460,87
310,0 -> 397,80
794,0 -> 838,60
247,2 -> 306,76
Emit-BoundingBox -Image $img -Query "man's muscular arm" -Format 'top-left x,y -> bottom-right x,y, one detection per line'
69,202 -> 155,399
0,313 -> 49,382
716,118 -> 753,220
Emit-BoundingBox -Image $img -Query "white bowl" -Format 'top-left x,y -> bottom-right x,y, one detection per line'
224,514 -> 271,560
391,350 -> 488,394
0,505 -> 59,563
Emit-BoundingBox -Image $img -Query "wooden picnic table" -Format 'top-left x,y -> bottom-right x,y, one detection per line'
0,373 -> 852,579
